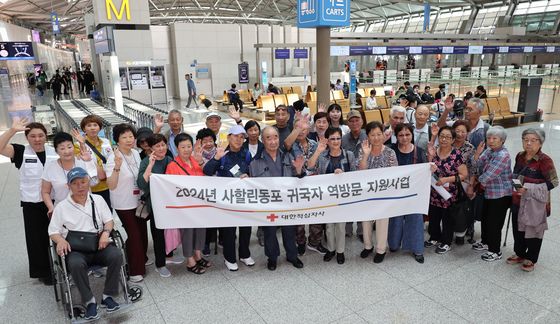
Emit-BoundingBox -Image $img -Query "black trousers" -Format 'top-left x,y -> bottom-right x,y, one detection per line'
428,205 -> 454,246
21,202 -> 51,278
221,227 -> 251,263
66,245 -> 122,303
511,206 -> 543,263
94,189 -> 112,212
481,196 -> 511,253
232,99 -> 244,112
149,214 -> 167,268
264,226 -> 297,262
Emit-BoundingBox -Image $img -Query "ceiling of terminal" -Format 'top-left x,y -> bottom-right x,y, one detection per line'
0,0 -> 531,35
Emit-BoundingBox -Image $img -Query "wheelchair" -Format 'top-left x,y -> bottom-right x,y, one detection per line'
48,230 -> 143,323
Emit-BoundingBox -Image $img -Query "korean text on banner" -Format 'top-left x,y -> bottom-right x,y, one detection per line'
150,164 -> 431,229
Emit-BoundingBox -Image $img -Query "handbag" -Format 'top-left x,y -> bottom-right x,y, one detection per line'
135,198 -> 151,219
449,175 -> 471,233
65,197 -> 100,253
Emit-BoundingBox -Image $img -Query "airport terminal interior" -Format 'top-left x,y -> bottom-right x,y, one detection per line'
1,0 -> 560,323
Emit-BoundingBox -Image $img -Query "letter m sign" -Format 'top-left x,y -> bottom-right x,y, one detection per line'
106,0 -> 131,21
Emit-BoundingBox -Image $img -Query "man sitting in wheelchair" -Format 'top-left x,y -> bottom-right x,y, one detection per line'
48,167 -> 123,320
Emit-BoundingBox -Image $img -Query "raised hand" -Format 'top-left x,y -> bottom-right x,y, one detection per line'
292,155 -> 305,174
214,146 -> 227,160
361,140 -> 372,157
71,128 -> 86,145
475,141 -> 485,158
318,103 -> 327,113
11,117 -> 30,132
317,137 -> 328,153
113,149 -> 123,169
431,124 -> 439,139
193,139 -> 204,162
444,97 -> 454,112
383,127 -> 392,143
228,106 -> 241,122
78,143 -> 92,161
427,143 -> 436,160
148,151 -> 157,165
154,113 -> 164,129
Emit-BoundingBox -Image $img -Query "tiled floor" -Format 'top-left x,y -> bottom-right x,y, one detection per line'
1,83 -> 560,323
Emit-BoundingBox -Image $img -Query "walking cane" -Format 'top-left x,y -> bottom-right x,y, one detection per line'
503,209 -> 512,247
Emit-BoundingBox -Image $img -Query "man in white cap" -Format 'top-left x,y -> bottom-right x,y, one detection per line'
203,125 -> 254,271
48,167 -> 122,320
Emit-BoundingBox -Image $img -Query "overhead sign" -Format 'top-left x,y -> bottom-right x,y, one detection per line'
330,45 -> 349,56
349,46 -> 372,56
468,46 -> 483,54
238,62 -> 249,84
93,0 -> 150,26
0,42 -> 35,60
293,48 -> 309,59
274,49 -> 290,59
297,0 -> 350,28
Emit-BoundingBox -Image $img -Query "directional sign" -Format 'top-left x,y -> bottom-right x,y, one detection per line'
0,42 -> 35,60
297,0 -> 350,28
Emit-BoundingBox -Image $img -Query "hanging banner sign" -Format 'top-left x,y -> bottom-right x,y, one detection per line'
150,164 -> 432,229
482,46 -> 499,54
453,46 -> 469,54
442,46 -> 454,54
275,49 -> 290,59
293,48 -> 309,59
51,12 -> 60,34
468,46 -> 484,54
509,46 -> 523,53
330,46 -> 350,56
532,46 -> 546,53
0,42 -> 35,60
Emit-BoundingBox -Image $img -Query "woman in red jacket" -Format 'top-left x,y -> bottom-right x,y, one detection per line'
165,133 -> 210,274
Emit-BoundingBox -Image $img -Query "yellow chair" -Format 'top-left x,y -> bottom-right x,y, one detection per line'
286,93 -> 300,106
273,94 -> 288,107
261,95 -> 276,113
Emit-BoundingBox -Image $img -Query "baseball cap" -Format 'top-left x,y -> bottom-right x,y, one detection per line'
347,110 -> 362,120
67,167 -> 89,184
228,125 -> 247,136
206,112 -> 221,120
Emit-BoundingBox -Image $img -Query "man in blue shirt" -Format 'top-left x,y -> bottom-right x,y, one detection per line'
185,74 -> 198,109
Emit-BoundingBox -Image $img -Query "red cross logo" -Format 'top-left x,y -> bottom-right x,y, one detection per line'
266,213 -> 278,222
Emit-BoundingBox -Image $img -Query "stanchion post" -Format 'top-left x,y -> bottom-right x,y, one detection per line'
546,79 -> 557,115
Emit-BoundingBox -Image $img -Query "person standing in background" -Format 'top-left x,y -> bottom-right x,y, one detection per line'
185,74 -> 198,109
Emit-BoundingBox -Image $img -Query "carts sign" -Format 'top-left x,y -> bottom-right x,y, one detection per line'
297,0 -> 350,28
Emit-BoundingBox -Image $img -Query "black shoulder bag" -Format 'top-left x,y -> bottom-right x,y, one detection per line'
85,140 -> 107,164
449,175 -> 471,233
65,196 -> 100,253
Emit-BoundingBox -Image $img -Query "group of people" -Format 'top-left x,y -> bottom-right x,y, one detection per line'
28,66 -> 96,101
1,82 -> 557,320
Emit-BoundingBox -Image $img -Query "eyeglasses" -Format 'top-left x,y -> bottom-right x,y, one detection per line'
328,137 -> 342,141
522,138 -> 540,144
439,135 -> 453,140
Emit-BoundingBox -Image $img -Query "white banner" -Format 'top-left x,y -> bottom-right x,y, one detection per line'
150,164 -> 431,229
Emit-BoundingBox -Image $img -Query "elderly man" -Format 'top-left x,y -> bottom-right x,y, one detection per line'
384,106 -> 406,146
342,110 -> 367,238
165,109 -> 183,157
438,97 -> 489,148
413,105 -> 432,154
203,125 -> 254,271
249,127 -> 305,271
48,167 -> 122,321
274,105 -> 293,151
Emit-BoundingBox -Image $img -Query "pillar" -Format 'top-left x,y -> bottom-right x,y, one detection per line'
316,27 -> 330,106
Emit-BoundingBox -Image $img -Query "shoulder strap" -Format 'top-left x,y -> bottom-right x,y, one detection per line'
90,195 -> 99,231
413,145 -> 417,165
85,140 -> 107,164
428,125 -> 432,141
172,160 -> 191,175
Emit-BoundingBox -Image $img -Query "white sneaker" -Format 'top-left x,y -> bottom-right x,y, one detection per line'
224,260 -> 239,271
240,257 -> 255,266
166,255 -> 185,265
145,259 -> 154,266
155,266 -> 171,278
129,275 -> 144,283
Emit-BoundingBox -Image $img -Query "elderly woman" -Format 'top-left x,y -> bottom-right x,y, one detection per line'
389,123 -> 427,263
426,126 -> 468,254
309,112 -> 329,141
105,124 -> 147,283
358,121 -> 398,263
42,132 -> 98,212
471,126 -> 513,262
308,127 -> 356,264
49,167 -> 122,321
0,119 -> 58,284
137,134 -> 176,277
285,116 -> 319,256
451,120 -> 476,244
243,120 -> 264,159
74,115 -> 114,209
508,129 -> 558,271
166,133 -> 210,274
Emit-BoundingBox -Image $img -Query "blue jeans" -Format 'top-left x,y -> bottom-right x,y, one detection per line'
388,214 -> 424,255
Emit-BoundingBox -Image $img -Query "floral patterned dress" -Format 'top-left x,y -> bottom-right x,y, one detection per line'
430,148 -> 464,208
